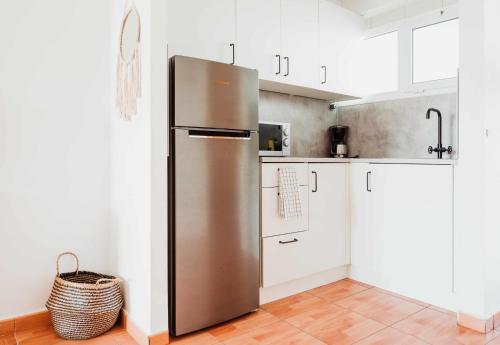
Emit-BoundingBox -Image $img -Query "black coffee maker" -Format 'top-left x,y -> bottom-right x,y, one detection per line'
329,125 -> 348,157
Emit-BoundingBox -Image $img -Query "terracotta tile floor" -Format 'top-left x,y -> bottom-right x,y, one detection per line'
5,279 -> 500,345
0,325 -> 137,345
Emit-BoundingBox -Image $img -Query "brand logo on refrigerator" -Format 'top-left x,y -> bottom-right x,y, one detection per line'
214,79 -> 230,86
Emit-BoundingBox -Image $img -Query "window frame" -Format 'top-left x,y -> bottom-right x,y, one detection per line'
411,17 -> 459,86
359,30 -> 399,95
359,5 -> 459,102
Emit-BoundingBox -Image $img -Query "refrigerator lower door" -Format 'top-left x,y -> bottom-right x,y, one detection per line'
169,128 -> 260,336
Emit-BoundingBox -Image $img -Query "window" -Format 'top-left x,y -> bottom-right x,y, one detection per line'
338,6 -> 459,105
359,31 -> 398,95
412,19 -> 459,83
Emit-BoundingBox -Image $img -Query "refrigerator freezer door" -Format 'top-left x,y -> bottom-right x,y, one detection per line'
170,128 -> 260,336
171,55 -> 258,131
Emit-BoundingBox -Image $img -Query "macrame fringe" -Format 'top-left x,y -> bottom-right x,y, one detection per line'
116,41 -> 141,121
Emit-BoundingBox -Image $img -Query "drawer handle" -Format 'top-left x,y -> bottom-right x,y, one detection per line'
279,238 -> 298,244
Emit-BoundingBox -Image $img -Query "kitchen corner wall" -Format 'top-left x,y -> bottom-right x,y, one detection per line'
259,90 -> 457,159
337,93 -> 458,159
109,0 -> 168,336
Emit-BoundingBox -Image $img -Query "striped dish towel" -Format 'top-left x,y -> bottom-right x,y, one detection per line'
278,167 -> 302,220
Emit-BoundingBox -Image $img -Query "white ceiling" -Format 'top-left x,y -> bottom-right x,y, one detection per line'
335,0 -> 452,17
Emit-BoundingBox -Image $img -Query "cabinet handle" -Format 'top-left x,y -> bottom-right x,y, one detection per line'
275,54 -> 281,75
230,43 -> 235,65
321,65 -> 327,84
279,238 -> 298,244
312,171 -> 318,193
366,171 -> 372,192
284,56 -> 290,76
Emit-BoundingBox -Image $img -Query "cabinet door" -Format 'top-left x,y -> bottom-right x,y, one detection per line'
349,163 -> 375,269
236,0 -> 281,79
168,0 -> 236,63
309,163 -> 347,271
262,231 -> 315,287
372,164 -> 453,305
281,0 -> 319,87
261,186 -> 309,237
318,0 -> 363,93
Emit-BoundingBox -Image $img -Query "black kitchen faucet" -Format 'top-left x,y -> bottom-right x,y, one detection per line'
426,108 -> 453,159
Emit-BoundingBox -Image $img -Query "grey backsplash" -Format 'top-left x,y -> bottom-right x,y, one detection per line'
259,90 -> 457,159
259,90 -> 334,157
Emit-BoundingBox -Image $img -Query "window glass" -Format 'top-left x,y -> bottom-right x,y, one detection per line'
359,31 -> 398,95
413,19 -> 459,83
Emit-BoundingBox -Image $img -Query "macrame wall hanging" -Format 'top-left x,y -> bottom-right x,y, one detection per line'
116,2 -> 142,120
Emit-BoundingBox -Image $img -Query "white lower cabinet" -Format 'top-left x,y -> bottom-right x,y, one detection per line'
262,232 -> 314,287
261,162 -> 348,288
350,163 -> 454,306
261,161 -> 453,307
308,163 -> 347,271
350,163 -> 375,270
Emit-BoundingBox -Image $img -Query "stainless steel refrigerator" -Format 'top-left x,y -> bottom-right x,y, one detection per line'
168,56 -> 260,336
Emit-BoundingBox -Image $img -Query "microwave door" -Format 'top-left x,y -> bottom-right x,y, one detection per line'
259,124 -> 283,156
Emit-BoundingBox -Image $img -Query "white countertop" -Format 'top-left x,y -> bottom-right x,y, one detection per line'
260,157 -> 456,165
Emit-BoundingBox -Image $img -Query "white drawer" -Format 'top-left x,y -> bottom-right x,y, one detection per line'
261,163 -> 309,188
261,186 -> 308,237
262,232 -> 314,287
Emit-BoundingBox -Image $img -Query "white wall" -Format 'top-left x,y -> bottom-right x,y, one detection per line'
109,0 -> 152,335
454,0 -> 487,319
109,0 -> 169,336
455,0 -> 500,320
150,0 -> 169,334
482,0 -> 500,318
0,1 -> 110,319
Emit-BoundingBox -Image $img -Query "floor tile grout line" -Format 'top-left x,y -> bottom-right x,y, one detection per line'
383,305 -> 430,328
393,327 -> 435,345
208,316 -> 283,344
217,317 -> 307,345
388,307 -> 457,345
486,330 -> 500,345
353,322 -> 389,344
309,285 -> 373,304
386,325 -> 433,345
281,317 -> 328,345
370,287 -> 431,307
279,294 -> 391,345
350,325 -> 391,345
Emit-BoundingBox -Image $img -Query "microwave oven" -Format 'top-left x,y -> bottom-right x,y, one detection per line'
258,121 -> 291,157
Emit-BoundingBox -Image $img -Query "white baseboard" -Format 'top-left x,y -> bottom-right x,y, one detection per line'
259,266 -> 348,304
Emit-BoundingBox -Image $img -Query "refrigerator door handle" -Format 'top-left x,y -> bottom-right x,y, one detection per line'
188,129 -> 252,141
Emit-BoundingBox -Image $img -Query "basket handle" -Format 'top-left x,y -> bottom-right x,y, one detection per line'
56,252 -> 80,276
96,278 -> 121,286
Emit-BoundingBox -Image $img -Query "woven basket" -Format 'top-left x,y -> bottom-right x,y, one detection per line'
46,252 -> 123,340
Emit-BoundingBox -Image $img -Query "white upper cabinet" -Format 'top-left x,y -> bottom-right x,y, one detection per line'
236,0 -> 281,80
318,0 -> 364,94
168,0 -> 363,100
168,0 -> 236,64
237,0 -> 319,87
280,0 -> 319,88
